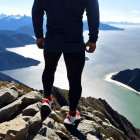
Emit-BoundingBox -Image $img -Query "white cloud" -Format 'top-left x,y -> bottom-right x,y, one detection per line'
100,16 -> 140,23
131,10 -> 140,14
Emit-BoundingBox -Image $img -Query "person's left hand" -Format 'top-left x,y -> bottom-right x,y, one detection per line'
85,41 -> 96,53
37,37 -> 44,49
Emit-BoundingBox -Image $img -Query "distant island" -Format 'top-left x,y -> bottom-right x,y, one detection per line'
105,68 -> 140,95
111,68 -> 140,93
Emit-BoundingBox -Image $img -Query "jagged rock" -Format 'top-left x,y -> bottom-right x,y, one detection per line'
0,136 -> 3,140
0,91 -> 41,123
0,100 -> 22,123
10,86 -> 25,97
54,122 -> 71,138
0,87 -> 18,107
80,105 -> 86,111
55,130 -> 70,140
33,134 -> 49,140
22,102 -> 40,116
92,110 -> 105,121
86,107 -> 95,113
21,91 -> 42,104
0,117 -> 29,140
77,120 -> 101,136
60,106 -> 69,113
82,112 -> 101,125
27,112 -> 42,140
86,134 -> 99,140
103,136 -> 114,140
94,116 -> 103,125
0,81 -> 140,140
20,116 -> 32,122
39,125 -> 61,140
49,111 -> 64,123
102,126 -> 127,140
43,117 -> 55,129
102,121 -> 113,129
54,122 -> 67,133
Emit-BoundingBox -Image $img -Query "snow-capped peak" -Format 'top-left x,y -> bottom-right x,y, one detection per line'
8,15 -> 22,20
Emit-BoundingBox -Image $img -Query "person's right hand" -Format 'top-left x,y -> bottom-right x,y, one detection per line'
37,37 -> 44,49
85,41 -> 96,53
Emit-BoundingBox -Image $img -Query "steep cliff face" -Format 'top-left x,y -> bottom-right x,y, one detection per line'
112,68 -> 140,92
0,81 -> 140,140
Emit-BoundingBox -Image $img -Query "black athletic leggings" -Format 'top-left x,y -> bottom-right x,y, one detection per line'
42,49 -> 85,111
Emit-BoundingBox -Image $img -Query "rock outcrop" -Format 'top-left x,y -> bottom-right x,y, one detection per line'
0,81 -> 140,140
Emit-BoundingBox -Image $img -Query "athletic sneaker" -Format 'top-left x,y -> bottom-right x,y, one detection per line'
41,95 -> 53,113
64,110 -> 81,125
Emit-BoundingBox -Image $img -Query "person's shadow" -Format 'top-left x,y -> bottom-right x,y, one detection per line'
64,120 -> 86,140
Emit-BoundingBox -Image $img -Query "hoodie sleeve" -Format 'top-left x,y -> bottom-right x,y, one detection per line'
32,0 -> 44,39
85,0 -> 100,43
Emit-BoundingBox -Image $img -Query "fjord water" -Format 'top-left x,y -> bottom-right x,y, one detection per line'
3,25 -> 140,128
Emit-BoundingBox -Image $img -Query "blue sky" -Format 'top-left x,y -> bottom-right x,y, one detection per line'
0,0 -> 140,22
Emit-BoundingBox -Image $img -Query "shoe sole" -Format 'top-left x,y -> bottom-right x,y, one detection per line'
64,118 -> 81,126
41,104 -> 51,114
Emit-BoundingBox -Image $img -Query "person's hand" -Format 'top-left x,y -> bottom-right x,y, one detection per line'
85,41 -> 96,53
37,37 -> 44,49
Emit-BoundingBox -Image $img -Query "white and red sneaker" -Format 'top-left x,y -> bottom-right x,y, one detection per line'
41,95 -> 53,113
64,110 -> 81,125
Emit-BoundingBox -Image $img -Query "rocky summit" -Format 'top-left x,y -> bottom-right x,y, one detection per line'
0,81 -> 140,140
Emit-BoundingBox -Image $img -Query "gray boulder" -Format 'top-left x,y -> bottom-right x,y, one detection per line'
39,125 -> 61,140
86,134 -> 99,140
0,87 -> 18,107
33,134 -> 49,140
0,100 -> 22,122
77,120 -> 101,136
0,117 -> 29,140
22,102 -> 40,116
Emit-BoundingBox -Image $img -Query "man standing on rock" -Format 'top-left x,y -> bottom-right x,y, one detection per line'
32,0 -> 99,125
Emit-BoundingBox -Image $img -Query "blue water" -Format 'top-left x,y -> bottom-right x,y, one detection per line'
3,25 -> 140,129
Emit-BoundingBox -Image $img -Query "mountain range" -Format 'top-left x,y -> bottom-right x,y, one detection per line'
0,14 -> 124,36
102,21 -> 140,25
0,14 -> 124,71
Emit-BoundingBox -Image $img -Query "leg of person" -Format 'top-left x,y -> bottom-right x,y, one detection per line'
63,50 -> 85,124
42,49 -> 62,111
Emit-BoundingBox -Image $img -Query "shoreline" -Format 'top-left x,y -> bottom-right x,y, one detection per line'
104,72 -> 140,95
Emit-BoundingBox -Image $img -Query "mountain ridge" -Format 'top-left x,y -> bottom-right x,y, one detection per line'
0,14 -> 124,36
0,80 -> 140,140
0,30 -> 40,71
0,30 -> 35,48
